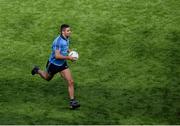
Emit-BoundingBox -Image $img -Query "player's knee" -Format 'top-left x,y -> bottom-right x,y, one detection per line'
46,78 -> 51,81
46,75 -> 52,81
68,79 -> 74,86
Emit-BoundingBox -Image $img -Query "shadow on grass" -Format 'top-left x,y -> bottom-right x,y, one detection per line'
0,77 -> 179,124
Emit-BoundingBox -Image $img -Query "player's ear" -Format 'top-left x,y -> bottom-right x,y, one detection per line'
62,29 -> 65,34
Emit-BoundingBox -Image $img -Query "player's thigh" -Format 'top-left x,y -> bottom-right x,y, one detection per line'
60,68 -> 73,81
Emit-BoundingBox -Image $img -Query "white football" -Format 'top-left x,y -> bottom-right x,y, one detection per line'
68,51 -> 79,60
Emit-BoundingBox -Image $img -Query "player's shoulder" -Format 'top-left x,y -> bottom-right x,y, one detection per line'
53,35 -> 68,46
53,35 -> 62,44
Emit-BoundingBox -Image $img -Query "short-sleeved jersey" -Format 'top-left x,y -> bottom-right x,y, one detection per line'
49,35 -> 69,66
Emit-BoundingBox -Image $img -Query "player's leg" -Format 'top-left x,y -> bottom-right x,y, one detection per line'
37,69 -> 53,81
31,66 -> 53,81
31,61 -> 54,81
60,68 -> 80,109
60,68 -> 74,99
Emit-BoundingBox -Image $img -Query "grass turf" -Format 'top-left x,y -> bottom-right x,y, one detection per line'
0,0 -> 180,124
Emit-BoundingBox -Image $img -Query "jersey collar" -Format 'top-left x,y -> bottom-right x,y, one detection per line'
60,34 -> 69,41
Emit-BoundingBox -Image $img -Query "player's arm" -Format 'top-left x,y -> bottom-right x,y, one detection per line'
55,50 -> 75,60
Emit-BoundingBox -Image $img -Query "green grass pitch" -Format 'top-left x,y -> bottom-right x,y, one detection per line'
0,0 -> 179,124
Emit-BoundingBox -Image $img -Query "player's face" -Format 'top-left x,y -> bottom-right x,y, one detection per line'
63,27 -> 71,37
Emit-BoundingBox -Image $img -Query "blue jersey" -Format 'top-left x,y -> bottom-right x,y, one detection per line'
49,35 -> 69,66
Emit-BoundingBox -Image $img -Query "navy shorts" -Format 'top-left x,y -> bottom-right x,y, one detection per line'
46,61 -> 68,76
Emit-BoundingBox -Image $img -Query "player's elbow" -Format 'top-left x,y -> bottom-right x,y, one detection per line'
55,50 -> 61,59
54,53 -> 59,59
55,55 -> 58,59
55,54 -> 63,60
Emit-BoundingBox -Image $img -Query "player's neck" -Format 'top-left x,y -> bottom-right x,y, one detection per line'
61,34 -> 68,40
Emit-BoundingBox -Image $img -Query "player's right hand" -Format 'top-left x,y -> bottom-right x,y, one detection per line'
68,56 -> 77,61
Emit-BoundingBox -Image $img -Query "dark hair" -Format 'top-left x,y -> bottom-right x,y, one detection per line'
60,24 -> 70,33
